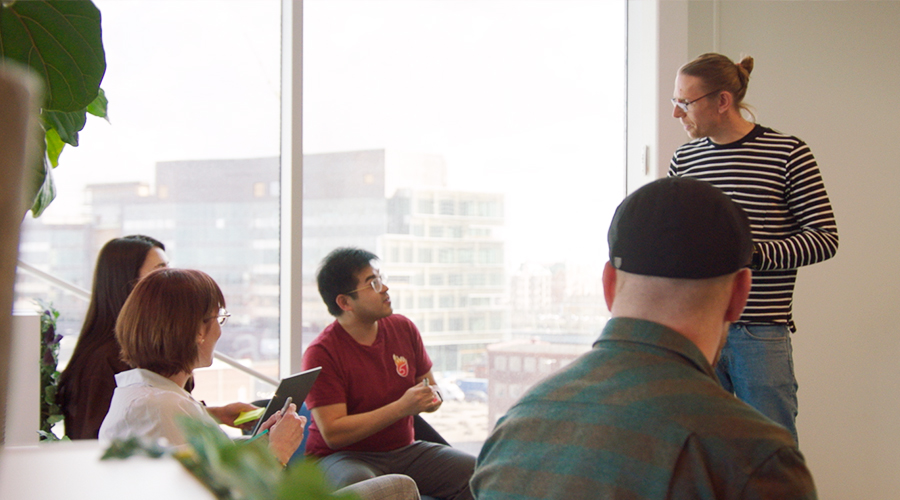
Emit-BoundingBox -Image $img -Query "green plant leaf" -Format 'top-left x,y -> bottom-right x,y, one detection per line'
2,1 -> 107,218
177,416 -> 285,499
43,108 -> 87,147
28,154 -> 56,218
87,87 -> 109,121
278,460 -> 361,500
38,302 -> 64,436
43,384 -> 56,402
0,0 -> 106,112
101,437 -> 168,460
37,430 -> 68,442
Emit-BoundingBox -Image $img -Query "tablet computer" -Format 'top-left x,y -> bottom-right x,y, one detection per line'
250,366 -> 322,436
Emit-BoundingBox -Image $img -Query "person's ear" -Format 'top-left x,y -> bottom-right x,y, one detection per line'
602,262 -> 617,312
717,91 -> 734,114
336,293 -> 354,313
197,314 -> 216,344
725,268 -> 752,322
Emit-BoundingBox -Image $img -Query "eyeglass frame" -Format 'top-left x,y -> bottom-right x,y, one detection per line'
205,308 -> 231,326
344,272 -> 388,295
671,89 -> 721,113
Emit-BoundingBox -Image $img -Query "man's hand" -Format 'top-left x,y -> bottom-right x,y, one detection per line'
425,386 -> 443,413
398,381 -> 441,416
311,375 -> 442,449
207,402 -> 260,431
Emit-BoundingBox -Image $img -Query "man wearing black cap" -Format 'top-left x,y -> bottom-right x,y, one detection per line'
470,177 -> 817,500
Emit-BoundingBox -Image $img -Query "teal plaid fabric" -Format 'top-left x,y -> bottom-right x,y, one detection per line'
471,318 -> 816,500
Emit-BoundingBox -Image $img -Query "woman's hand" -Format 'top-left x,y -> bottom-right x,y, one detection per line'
264,403 -> 307,465
207,402 -> 260,431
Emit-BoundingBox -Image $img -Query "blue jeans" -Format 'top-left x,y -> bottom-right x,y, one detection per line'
716,323 -> 799,444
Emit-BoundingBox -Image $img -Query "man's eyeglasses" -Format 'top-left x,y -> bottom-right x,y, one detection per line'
345,273 -> 388,295
671,89 -> 720,113
206,308 -> 231,326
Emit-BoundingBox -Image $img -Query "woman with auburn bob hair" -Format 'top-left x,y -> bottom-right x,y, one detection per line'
98,269 -> 420,499
99,268 -> 306,465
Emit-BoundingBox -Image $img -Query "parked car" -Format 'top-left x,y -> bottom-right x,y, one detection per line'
464,390 -> 488,403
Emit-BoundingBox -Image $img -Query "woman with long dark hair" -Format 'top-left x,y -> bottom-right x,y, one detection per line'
57,235 -> 169,439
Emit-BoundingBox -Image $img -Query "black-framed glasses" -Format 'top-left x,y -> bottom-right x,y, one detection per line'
345,272 -> 387,295
671,89 -> 720,113
206,308 -> 231,326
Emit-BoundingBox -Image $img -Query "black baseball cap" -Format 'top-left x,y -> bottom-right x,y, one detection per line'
608,177 -> 753,279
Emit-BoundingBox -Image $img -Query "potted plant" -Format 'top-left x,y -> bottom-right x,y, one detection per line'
0,0 -> 108,218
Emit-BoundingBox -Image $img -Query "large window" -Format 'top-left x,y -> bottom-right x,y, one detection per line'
302,0 -> 626,449
14,0 -> 284,408
12,0 -> 626,446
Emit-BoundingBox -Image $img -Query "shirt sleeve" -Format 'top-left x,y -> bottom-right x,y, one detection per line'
103,389 -> 212,447
404,316 -> 432,377
758,142 -> 839,270
302,343 -> 346,410
668,434 -> 817,500
667,155 -> 679,177
740,447 -> 818,500
142,394 -> 194,446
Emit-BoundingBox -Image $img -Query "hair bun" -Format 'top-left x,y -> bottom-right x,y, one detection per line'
739,56 -> 754,76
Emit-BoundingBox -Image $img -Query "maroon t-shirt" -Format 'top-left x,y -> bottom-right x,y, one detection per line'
302,314 -> 432,457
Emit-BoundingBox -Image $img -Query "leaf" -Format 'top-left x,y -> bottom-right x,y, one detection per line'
43,384 -> 57,403
101,417 -> 343,500
2,1 -> 107,217
37,430 -> 67,441
101,437 -> 168,461
43,108 -> 87,147
0,0 -> 106,112
278,460 -> 362,500
87,87 -> 109,121
177,416 -> 284,499
28,154 -> 56,218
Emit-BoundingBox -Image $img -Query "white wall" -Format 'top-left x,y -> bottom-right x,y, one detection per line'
626,0 -> 692,190
631,1 -> 900,498
7,313 -> 39,446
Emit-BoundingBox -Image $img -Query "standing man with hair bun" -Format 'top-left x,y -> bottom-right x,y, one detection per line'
669,53 -> 839,444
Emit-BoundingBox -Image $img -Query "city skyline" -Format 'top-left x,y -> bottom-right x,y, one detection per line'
18,151 -> 608,358
37,0 -> 625,269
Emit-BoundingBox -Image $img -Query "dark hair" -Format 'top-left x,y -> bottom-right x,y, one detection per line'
58,235 -> 165,397
116,268 -> 225,377
317,247 -> 378,316
680,53 -> 755,118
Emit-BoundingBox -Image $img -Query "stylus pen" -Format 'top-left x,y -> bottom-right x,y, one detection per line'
245,397 -> 294,444
246,428 -> 269,443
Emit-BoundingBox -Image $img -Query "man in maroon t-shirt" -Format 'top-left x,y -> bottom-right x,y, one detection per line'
303,247 -> 475,500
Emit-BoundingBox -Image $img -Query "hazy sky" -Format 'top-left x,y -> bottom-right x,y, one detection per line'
43,0 -> 626,267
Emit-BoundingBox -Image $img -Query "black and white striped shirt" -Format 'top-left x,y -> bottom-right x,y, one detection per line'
669,125 -> 839,330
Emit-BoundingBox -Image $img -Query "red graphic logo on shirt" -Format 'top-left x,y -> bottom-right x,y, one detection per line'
393,354 -> 409,377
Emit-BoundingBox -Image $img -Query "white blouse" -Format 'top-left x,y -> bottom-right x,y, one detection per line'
99,368 -> 219,446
